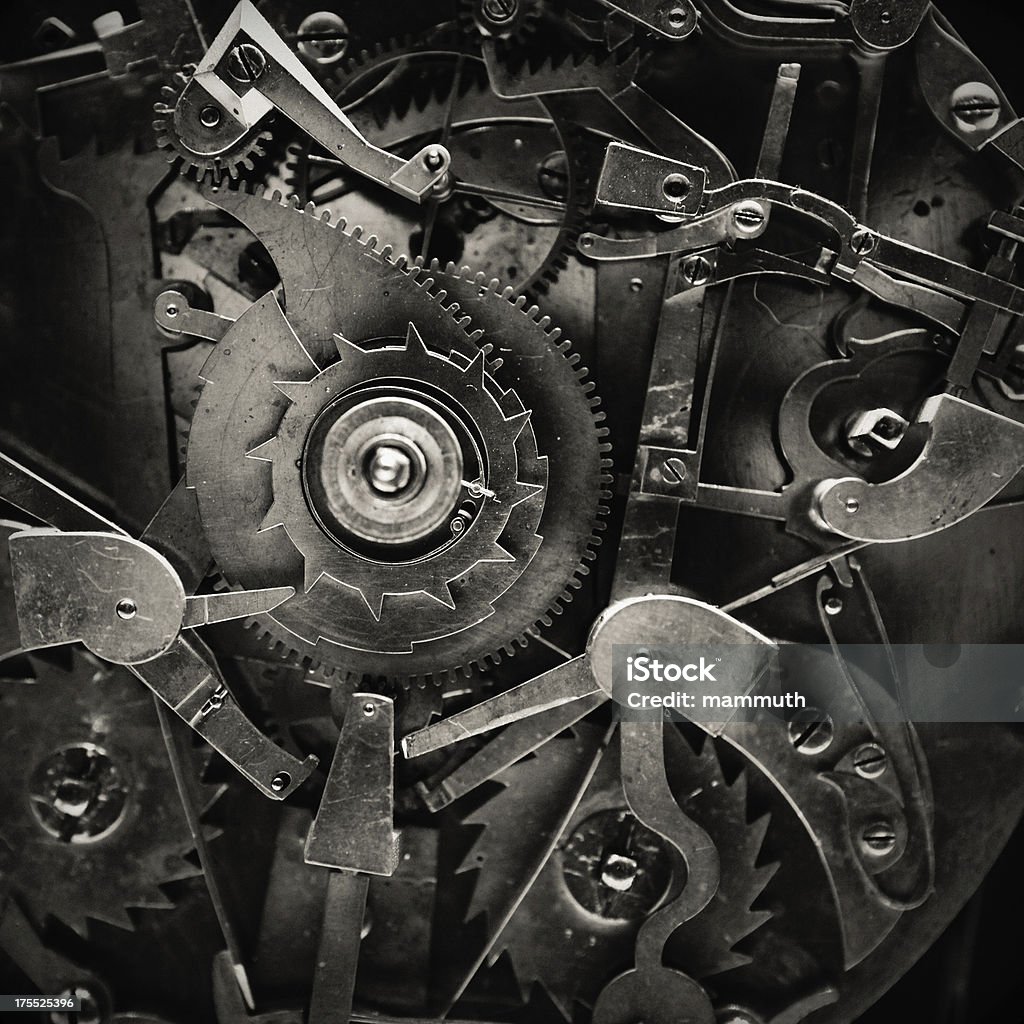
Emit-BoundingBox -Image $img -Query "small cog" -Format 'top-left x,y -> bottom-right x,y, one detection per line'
153,64 -> 273,181
457,726 -> 776,1017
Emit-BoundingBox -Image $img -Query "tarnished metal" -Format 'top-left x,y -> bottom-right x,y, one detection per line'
3,1 -> 1024,1020
305,693 -> 399,875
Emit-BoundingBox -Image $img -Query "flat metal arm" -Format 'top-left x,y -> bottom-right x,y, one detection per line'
402,656 -> 600,758
178,1 -> 450,201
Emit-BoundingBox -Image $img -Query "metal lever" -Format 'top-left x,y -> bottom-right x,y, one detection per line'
9,528 -> 292,664
173,0 -> 451,200
0,453 -> 316,800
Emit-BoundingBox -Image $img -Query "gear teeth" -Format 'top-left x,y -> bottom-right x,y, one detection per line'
258,502 -> 285,533
246,436 -> 278,462
155,68 -> 274,184
284,32 -> 586,293
199,184 -> 570,686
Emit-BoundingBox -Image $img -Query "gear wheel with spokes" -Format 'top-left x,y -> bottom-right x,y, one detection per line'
185,183 -> 608,683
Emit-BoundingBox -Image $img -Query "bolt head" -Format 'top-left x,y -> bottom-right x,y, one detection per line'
853,742 -> 888,779
296,12 -> 349,63
366,444 -> 413,495
850,228 -> 876,256
600,852 -> 639,892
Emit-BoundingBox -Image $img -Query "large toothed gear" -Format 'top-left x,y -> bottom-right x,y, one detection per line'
154,64 -> 273,181
0,652 -> 205,936
284,35 -> 590,294
185,183 -> 608,682
460,728 -> 777,1017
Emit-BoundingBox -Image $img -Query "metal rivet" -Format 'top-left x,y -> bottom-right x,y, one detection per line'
537,151 -> 570,201
199,104 -> 222,128
662,172 -> 692,202
629,277 -> 644,293
115,597 -> 137,620
667,6 -> 690,29
423,146 -> 446,171
845,497 -> 860,514
363,701 -> 377,716
824,595 -> 843,616
270,771 -> 291,792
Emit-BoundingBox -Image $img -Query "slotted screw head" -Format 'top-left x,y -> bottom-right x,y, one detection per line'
226,42 -> 266,83
732,201 -> 767,235
860,821 -> 897,856
950,82 -> 1001,133
681,254 -> 711,286
787,707 -> 834,754
852,742 -> 888,779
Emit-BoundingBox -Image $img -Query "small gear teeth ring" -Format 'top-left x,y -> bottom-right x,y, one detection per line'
153,66 -> 273,182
